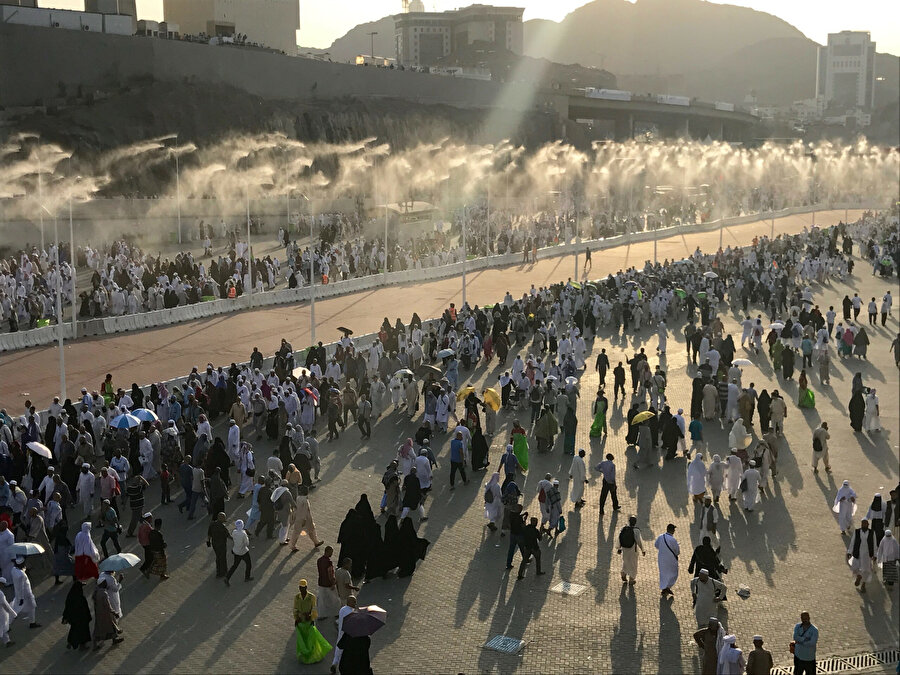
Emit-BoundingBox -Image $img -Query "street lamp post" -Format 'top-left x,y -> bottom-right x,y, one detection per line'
462,205 -> 467,308
246,192 -> 252,309
175,151 -> 182,245
309,198 -> 316,344
368,31 -> 378,59
37,160 -> 45,250
53,210 -> 66,400
69,194 -> 76,340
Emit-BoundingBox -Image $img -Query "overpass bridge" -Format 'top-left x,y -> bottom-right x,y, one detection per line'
542,90 -> 760,142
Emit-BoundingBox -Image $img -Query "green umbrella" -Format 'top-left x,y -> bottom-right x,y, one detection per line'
570,281 -> 582,290
697,291 -> 708,299
674,288 -> 687,299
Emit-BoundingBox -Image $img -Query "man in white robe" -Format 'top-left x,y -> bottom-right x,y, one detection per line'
725,450 -> 743,502
706,455 -> 726,503
740,460 -> 761,511
10,558 -> 38,627
690,569 -> 726,627
568,449 -> 587,507
686,454 -> 707,503
697,496 -> 718,544
848,519 -> 876,592
833,480 -> 857,534
654,524 -> 680,596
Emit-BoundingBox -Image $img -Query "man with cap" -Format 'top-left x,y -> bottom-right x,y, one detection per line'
741,459 -> 762,512
10,556 -> 39,628
331,595 -> 358,673
37,467 -> 56,504
293,578 -> 317,625
227,419 -> 241,460
76,462 -> 95,520
745,635 -> 774,674
654,523 -> 680,597
690,568 -> 726,627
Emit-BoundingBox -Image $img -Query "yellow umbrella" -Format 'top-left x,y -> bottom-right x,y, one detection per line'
456,386 -> 476,401
483,388 -> 501,411
631,410 -> 656,425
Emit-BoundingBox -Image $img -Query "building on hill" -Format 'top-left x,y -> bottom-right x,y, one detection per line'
816,31 -> 876,112
393,4 -> 523,68
162,0 -> 299,54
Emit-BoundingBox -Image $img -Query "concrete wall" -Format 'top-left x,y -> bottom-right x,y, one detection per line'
0,23 -> 537,109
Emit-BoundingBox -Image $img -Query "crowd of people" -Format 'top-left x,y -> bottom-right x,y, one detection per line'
11,197 -> 892,337
0,208 -> 898,673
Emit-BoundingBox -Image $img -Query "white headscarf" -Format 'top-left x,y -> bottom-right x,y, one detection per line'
74,522 -> 99,560
833,480 -> 857,513
234,519 -> 245,532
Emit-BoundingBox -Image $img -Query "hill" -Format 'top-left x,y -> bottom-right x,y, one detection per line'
521,0 -> 898,106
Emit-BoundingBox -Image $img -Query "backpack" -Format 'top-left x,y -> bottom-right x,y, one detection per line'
619,526 -> 635,548
813,435 -> 823,453
484,487 -> 494,504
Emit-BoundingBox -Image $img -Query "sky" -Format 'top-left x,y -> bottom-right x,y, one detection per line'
40,0 -> 900,55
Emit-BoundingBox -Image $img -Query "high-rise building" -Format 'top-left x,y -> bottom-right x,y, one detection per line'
162,0 -> 300,54
393,4 -> 523,68
816,31 -> 876,111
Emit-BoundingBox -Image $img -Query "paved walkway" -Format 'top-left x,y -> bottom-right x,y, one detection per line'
2,209 -> 897,674
0,209 -> 862,410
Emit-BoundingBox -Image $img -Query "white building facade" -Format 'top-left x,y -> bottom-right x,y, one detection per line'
816,30 -> 876,111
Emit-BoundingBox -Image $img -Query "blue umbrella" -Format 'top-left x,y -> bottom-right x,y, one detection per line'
131,408 -> 159,423
110,413 -> 141,430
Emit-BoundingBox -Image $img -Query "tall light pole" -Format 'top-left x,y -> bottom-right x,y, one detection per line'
37,159 -> 45,250
69,192 -> 77,340
175,150 -> 182,245
300,195 -> 316,344
44,205 -> 66,401
368,31 -> 378,59
462,204 -> 468,308
246,191 -> 252,308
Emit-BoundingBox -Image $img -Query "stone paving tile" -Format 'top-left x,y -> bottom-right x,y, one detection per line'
2,228 -> 897,674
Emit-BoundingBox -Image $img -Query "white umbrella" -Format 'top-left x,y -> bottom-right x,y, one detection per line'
98,552 -> 141,572
271,486 -> 289,503
565,376 -> 578,388
703,271 -> 718,279
9,542 -> 45,556
292,366 -> 311,379
769,322 -> 785,331
731,359 -> 752,367
26,442 -> 52,459
437,348 -> 456,359
394,368 -> 414,378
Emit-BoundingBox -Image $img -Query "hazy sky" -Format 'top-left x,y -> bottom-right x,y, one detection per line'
41,0 -> 900,55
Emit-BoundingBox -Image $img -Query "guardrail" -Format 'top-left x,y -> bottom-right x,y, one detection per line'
0,202 -> 880,353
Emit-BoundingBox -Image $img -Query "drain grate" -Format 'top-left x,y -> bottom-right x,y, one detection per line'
816,657 -> 852,674
483,635 -> 526,655
873,649 -> 900,664
841,654 -> 882,669
776,648 -> 900,674
550,581 -> 588,596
